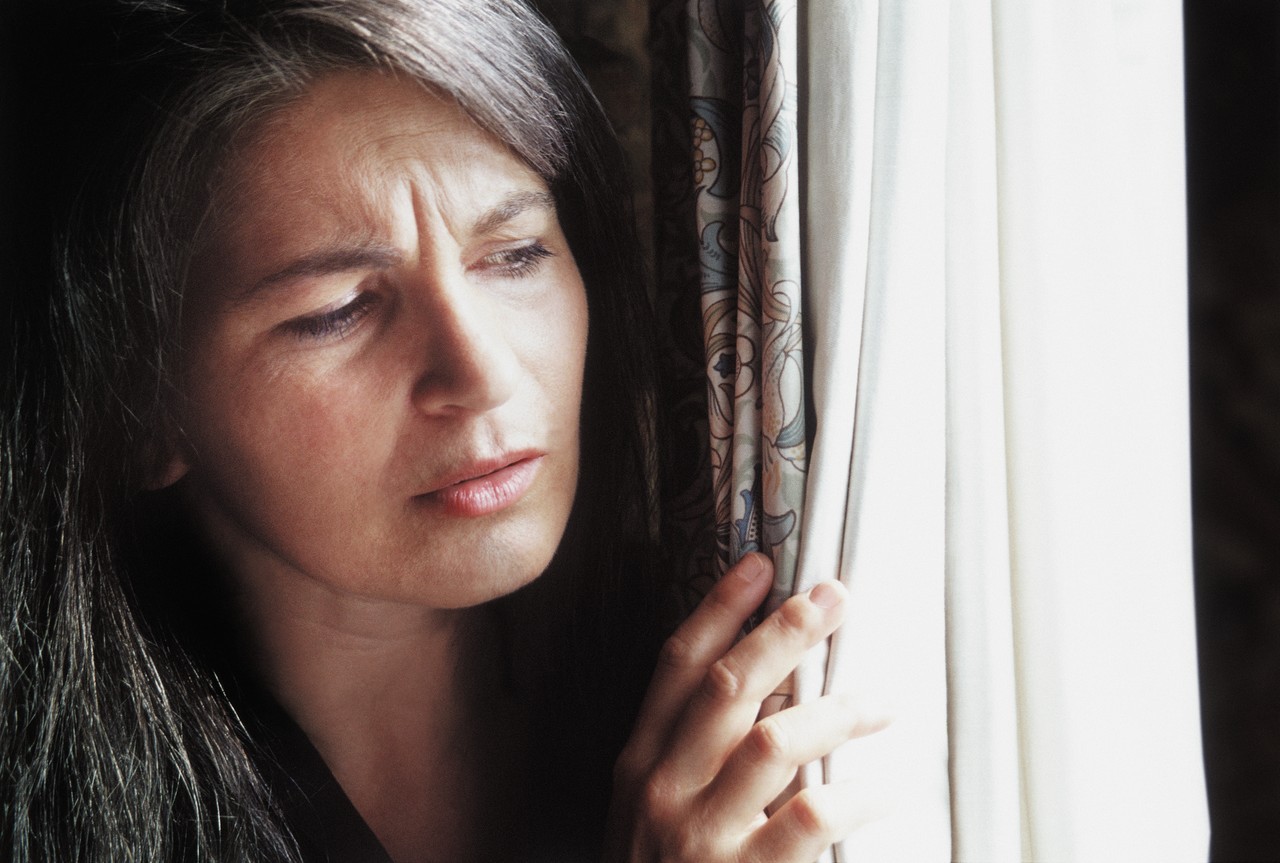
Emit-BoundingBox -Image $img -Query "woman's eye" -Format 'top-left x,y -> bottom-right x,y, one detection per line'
476,242 -> 553,278
282,292 -> 381,341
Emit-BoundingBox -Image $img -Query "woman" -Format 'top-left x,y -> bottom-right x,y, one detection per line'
0,1 -> 878,860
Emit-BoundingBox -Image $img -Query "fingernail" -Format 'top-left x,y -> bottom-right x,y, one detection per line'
809,581 -> 844,608
735,553 -> 771,585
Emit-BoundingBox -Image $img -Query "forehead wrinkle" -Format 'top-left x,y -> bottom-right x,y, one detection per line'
204,166 -> 395,310
199,72 -> 557,308
398,154 -> 555,249
277,72 -> 543,245
341,114 -> 476,249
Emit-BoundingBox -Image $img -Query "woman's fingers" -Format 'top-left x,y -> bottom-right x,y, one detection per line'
618,553 -> 774,775
607,565 -> 890,863
659,581 -> 848,783
700,692 -> 886,830
738,776 -> 890,863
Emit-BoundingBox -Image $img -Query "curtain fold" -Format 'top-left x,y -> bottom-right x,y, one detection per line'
685,0 -> 808,606
798,0 -> 1208,859
653,0 -> 1207,858
989,1 -> 1206,858
941,1 -> 1021,857
800,2 -> 953,858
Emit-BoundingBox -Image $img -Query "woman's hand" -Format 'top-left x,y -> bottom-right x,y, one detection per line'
604,553 -> 886,863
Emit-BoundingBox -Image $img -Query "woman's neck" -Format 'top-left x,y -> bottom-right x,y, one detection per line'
235,572 -> 527,862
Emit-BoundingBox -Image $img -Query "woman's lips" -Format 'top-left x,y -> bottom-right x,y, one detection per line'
418,455 -> 543,517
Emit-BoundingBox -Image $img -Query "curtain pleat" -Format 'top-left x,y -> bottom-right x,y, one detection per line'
655,0 -> 1206,858
991,1 -> 1207,858
651,0 -> 718,600
797,0 -> 1207,859
941,0 -> 1021,858
686,0 -> 807,607
801,2 -> 954,859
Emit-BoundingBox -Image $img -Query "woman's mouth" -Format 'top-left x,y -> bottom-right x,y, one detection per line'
417,454 -> 544,517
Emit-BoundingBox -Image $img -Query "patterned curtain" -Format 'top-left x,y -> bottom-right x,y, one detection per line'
652,0 -> 1208,860
652,0 -> 806,613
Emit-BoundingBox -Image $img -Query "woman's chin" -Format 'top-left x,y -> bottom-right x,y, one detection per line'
426,562 -> 550,610
364,537 -> 560,610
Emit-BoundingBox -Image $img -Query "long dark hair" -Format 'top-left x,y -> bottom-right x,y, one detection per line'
0,1 -> 662,858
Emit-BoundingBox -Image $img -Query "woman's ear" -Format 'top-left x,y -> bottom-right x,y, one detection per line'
149,452 -> 191,490
143,426 -> 192,490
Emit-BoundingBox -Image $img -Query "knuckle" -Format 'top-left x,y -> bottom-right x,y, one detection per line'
639,771 -> 680,822
745,717 -> 789,763
775,594 -> 819,634
701,655 -> 747,701
657,629 -> 701,672
790,788 -> 832,838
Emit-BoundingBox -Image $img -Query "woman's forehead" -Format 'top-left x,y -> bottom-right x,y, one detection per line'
230,71 -> 536,205
200,71 -> 551,285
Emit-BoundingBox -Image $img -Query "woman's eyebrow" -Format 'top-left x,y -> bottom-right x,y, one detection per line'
239,244 -> 404,302
233,191 -> 554,303
470,190 -> 556,236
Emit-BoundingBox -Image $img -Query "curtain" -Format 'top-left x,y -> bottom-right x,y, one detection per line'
652,0 -> 808,611
653,0 -> 1209,858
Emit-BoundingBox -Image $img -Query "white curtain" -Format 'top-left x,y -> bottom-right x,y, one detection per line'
795,0 -> 1209,859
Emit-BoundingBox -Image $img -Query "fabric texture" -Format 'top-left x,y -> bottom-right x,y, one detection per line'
686,0 -> 807,610
654,0 -> 1209,859
800,0 -> 1208,858
653,0 -> 807,611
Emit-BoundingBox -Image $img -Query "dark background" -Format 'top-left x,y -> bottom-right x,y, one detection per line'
1187,0 -> 1280,859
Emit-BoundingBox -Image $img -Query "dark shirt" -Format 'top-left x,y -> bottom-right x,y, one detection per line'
240,690 -> 603,863
248,695 -> 394,863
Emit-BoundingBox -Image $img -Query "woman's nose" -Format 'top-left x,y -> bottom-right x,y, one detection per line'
408,272 -> 520,415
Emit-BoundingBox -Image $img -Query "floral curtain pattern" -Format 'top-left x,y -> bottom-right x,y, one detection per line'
651,0 -> 1208,857
658,0 -> 806,610
652,0 -> 1207,859
650,0 -> 716,602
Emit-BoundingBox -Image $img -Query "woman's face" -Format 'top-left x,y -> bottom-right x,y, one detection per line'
169,71 -> 588,609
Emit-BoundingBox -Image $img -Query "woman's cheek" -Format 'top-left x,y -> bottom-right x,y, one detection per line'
266,364 -> 399,472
